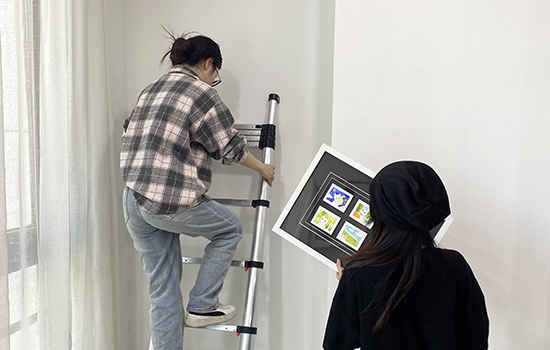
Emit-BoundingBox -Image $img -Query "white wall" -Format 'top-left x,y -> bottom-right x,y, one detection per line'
333,1 -> 550,349
109,0 -> 335,349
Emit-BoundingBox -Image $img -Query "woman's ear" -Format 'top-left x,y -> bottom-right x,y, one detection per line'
200,57 -> 214,71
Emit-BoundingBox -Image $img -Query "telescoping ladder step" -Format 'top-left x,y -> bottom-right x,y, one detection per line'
182,257 -> 264,271
181,254 -> 264,337
181,93 -> 280,350
194,324 -> 257,336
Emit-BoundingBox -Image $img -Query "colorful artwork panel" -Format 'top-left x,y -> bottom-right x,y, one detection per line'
336,222 -> 367,251
310,206 -> 341,234
349,199 -> 374,229
322,183 -> 354,212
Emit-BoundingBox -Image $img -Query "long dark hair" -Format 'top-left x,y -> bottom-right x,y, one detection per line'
344,210 -> 434,333
160,27 -> 222,69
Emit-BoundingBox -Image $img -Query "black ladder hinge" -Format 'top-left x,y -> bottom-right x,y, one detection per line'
251,199 -> 270,208
237,326 -> 257,335
258,124 -> 276,150
244,261 -> 264,269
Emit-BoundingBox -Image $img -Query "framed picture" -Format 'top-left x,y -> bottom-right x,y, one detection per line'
272,144 -> 454,271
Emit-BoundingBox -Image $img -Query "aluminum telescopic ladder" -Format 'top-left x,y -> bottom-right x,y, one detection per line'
181,93 -> 280,350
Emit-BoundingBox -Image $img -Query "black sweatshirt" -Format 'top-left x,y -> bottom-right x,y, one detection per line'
323,248 -> 489,350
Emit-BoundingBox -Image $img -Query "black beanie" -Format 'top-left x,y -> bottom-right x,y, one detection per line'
369,161 -> 451,232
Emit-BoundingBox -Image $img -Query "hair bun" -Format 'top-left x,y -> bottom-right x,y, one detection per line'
160,29 -> 222,68
170,37 -> 191,65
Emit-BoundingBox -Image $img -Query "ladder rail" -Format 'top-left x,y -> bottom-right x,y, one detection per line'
239,94 -> 279,350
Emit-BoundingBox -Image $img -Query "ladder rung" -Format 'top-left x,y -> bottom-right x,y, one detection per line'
187,324 -> 258,335
182,257 -> 247,268
234,124 -> 260,131
202,324 -> 238,333
238,130 -> 261,136
214,199 -> 253,207
235,123 -> 275,150
243,136 -> 260,142
235,124 -> 263,148
214,199 -> 270,208
182,257 -> 202,264
182,257 -> 264,269
230,260 -> 247,268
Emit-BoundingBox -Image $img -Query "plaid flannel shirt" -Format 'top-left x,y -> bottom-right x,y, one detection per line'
120,66 -> 247,214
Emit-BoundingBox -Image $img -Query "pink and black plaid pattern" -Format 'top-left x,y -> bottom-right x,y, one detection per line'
121,66 -> 247,214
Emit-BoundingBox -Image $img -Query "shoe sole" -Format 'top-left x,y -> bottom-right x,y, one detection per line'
185,310 -> 237,328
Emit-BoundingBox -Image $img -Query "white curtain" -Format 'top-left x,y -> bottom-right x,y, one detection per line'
0,24 -> 10,350
1,0 -> 40,348
1,0 -> 131,349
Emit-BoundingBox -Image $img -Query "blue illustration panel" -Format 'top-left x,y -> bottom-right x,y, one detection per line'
322,183 -> 354,212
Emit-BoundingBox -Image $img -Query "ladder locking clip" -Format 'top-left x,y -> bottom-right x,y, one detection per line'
258,124 -> 276,150
244,261 -> 264,271
236,326 -> 258,335
251,199 -> 270,208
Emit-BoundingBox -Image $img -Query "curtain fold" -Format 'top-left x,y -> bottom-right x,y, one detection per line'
38,0 -> 71,347
1,0 -> 40,348
68,1 -> 121,348
39,0 -> 123,349
1,0 -> 129,348
0,34 -> 11,350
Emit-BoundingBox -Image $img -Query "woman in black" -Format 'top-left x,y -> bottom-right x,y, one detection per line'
323,161 -> 489,350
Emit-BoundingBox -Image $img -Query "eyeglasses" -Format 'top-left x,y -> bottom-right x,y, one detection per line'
211,69 -> 222,87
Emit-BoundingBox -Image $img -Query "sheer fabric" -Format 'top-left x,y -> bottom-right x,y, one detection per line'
1,30 -> 10,350
1,1 -> 129,349
1,0 -> 40,348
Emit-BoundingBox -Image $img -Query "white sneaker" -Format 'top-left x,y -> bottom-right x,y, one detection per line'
185,304 -> 237,328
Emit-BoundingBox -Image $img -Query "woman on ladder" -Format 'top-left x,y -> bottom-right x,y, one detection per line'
120,31 -> 275,350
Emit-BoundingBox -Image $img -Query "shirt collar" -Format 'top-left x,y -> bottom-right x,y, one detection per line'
170,65 -> 200,79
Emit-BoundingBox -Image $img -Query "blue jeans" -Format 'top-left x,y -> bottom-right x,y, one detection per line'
122,187 -> 243,350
